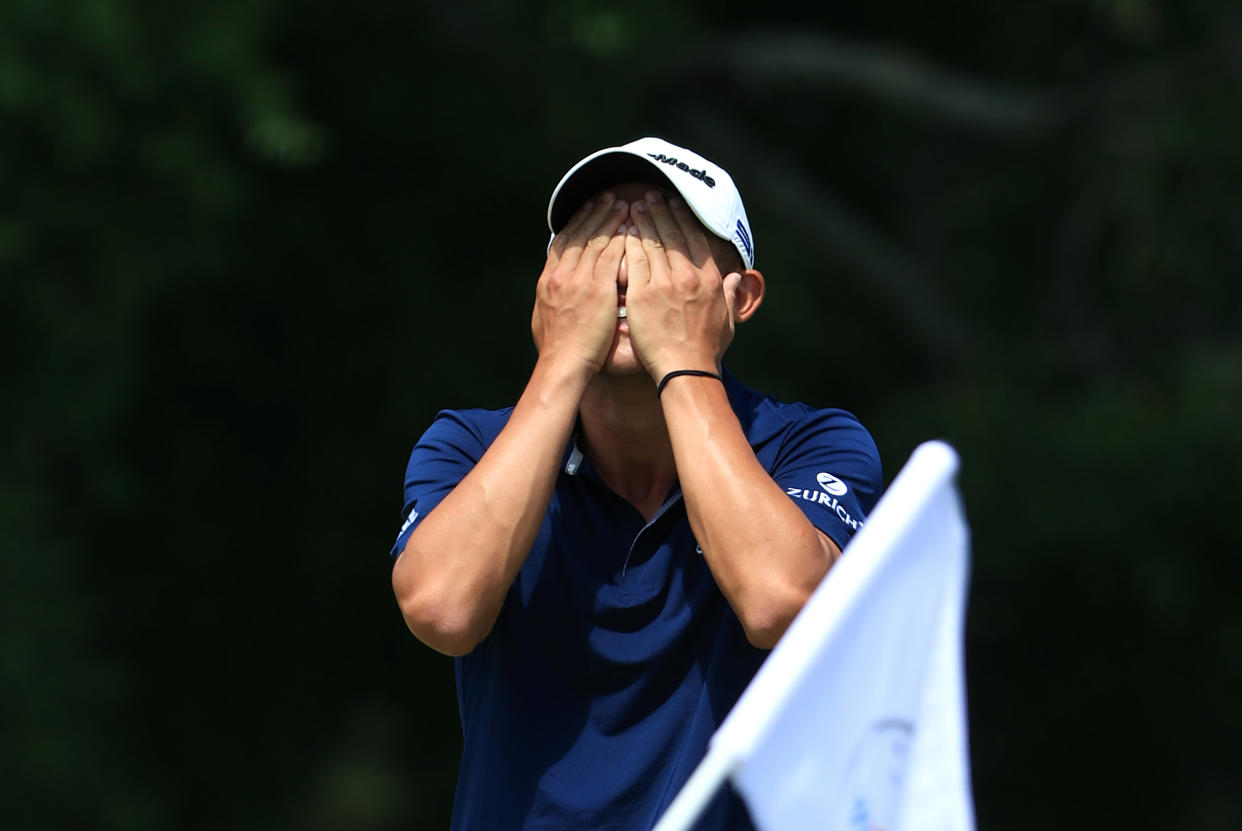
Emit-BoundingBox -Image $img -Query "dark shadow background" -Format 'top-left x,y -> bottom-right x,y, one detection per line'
4,1 -> 1241,828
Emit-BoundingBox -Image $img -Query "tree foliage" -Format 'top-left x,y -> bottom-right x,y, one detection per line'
4,0 -> 1240,827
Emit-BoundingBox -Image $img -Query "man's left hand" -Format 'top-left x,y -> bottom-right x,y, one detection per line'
622,190 -> 742,381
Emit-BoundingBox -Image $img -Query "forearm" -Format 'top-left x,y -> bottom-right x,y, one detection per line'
392,356 -> 590,655
660,376 -> 836,648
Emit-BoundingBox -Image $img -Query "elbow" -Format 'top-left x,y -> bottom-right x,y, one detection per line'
391,558 -> 490,657
396,593 -> 487,656
740,610 -> 794,651
742,624 -> 782,651
739,584 -> 814,650
741,533 -> 838,649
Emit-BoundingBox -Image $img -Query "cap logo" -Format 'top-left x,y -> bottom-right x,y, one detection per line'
735,220 -> 752,259
646,153 -> 715,187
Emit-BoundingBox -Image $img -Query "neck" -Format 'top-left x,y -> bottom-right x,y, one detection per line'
578,372 -> 676,521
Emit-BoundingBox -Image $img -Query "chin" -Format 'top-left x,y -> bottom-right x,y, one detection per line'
599,336 -> 648,378
600,354 -> 647,378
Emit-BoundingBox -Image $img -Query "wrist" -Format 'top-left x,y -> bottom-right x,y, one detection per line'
656,369 -> 725,397
645,353 -> 719,384
531,352 -> 596,398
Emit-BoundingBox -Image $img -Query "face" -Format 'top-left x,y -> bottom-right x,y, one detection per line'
598,182 -> 662,376
594,181 -> 740,377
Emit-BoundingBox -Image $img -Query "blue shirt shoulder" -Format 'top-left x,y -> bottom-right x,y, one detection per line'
388,406 -> 514,559
722,371 -> 882,550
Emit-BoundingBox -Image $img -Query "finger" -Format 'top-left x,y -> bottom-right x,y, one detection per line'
547,198 -> 595,260
623,226 -> 651,286
593,225 -> 627,285
640,190 -> 694,273
577,198 -> 629,275
628,198 -> 668,281
557,193 -> 625,271
667,195 -> 713,268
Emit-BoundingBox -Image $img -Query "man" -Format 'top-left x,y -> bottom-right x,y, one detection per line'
390,137 -> 882,829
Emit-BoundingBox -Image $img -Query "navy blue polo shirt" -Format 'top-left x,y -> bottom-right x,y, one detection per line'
390,369 -> 881,830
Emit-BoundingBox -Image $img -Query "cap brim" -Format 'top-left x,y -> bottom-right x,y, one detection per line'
547,152 -> 676,233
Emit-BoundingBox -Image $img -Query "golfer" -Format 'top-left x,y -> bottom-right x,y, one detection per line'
390,137 -> 882,829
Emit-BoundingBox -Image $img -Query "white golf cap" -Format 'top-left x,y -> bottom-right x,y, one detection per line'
546,137 -> 755,269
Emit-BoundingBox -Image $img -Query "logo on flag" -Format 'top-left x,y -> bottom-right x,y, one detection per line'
839,719 -> 912,831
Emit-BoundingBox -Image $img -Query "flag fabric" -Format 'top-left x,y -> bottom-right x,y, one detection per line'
654,440 -> 974,831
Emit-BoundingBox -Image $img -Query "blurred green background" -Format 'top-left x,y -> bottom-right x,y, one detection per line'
4,0 -> 1241,828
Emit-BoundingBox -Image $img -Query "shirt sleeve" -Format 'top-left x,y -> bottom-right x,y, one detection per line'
389,410 -> 490,559
768,409 -> 883,551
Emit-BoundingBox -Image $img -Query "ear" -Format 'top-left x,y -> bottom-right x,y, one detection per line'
730,268 -> 765,323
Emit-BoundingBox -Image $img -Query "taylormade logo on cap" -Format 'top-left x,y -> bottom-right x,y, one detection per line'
644,152 -> 716,187
546,137 -> 755,269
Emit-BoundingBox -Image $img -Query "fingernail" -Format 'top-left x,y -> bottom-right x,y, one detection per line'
633,200 -> 647,213
627,225 -> 639,236
598,191 -> 615,204
645,190 -> 663,204
613,199 -> 627,212
669,196 -> 685,209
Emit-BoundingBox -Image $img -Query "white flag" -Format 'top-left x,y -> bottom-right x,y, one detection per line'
655,440 -> 974,831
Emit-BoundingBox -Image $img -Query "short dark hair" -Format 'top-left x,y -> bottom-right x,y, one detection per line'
708,236 -> 745,275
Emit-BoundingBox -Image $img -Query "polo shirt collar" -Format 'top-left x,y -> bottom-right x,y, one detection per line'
559,364 -> 770,478
564,440 -> 585,476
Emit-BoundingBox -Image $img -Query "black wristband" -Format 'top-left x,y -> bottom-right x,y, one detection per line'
656,369 -> 724,397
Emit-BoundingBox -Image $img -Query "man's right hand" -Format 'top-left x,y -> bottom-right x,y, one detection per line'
394,194 -> 629,656
531,192 -> 629,377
